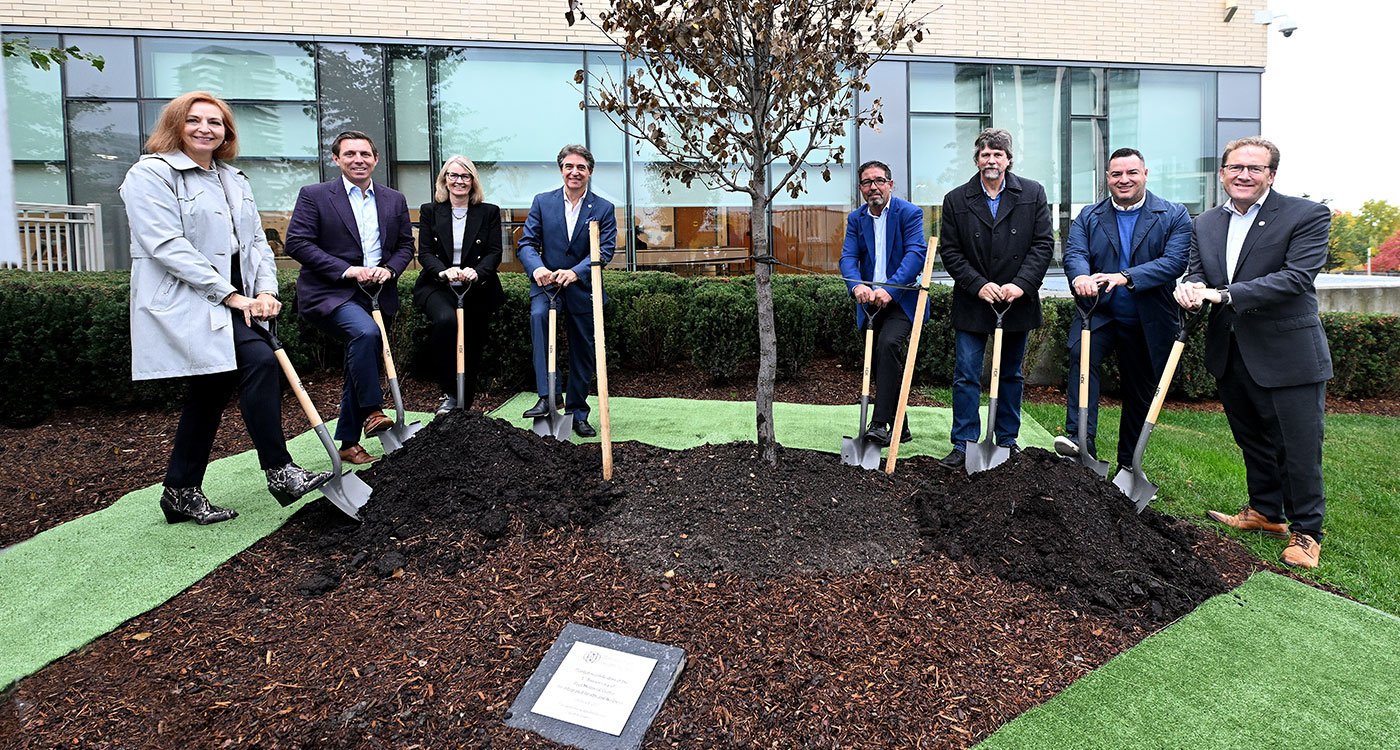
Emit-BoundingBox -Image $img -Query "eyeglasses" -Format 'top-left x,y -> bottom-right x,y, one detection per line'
859,177 -> 891,188
1222,164 -> 1271,176
445,172 -> 473,182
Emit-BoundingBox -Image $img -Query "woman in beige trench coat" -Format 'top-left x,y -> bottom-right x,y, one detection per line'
123,91 -> 329,525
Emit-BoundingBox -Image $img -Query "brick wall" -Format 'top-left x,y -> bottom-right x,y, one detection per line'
1,0 -> 1268,68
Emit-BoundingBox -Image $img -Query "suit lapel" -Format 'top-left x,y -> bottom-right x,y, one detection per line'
1203,207 -> 1231,281
375,185 -> 395,247
329,180 -> 362,251
434,203 -> 455,262
860,207 -> 877,265
569,191 -> 594,247
1235,196 -> 1281,278
1128,211 -> 1159,264
990,176 -> 1019,228
461,204 -> 484,262
966,181 -> 995,230
1094,201 -> 1123,261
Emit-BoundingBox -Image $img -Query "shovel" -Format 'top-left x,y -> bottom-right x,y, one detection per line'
1113,302 -> 1210,512
532,288 -> 572,442
450,279 -> 473,411
1072,291 -> 1110,478
965,300 -> 1013,474
359,280 -> 423,453
841,304 -> 881,470
256,321 -> 372,521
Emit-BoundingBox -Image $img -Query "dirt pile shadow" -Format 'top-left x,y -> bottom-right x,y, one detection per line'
912,448 -> 1229,623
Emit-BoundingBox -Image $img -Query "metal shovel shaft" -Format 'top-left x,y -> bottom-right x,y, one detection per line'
966,317 -> 1010,474
534,302 -> 571,442
841,323 -> 880,470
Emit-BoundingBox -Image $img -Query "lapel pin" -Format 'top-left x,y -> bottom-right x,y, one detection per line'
1258,220 -> 1266,226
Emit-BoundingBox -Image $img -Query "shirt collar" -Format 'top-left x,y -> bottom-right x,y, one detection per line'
1112,195 -> 1146,212
1223,188 -> 1269,217
342,176 -> 375,197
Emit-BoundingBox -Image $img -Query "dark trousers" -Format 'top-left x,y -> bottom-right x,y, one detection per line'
419,288 -> 486,409
869,305 -> 912,425
164,316 -> 291,488
1064,317 -> 1156,468
311,300 -> 385,444
951,328 -> 1029,448
1218,338 -> 1327,539
530,294 -> 594,420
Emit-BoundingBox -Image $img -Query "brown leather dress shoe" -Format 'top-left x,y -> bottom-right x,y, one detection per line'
339,444 -> 378,465
1206,504 -> 1289,539
1281,532 -> 1321,568
363,410 -> 393,437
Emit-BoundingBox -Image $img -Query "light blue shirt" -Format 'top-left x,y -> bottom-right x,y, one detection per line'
343,176 -> 382,268
871,207 -> 889,284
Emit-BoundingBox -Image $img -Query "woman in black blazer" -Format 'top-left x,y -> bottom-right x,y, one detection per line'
413,156 -> 506,414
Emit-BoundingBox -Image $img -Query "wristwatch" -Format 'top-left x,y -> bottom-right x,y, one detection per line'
1216,286 -> 1232,306
1121,269 -> 1136,291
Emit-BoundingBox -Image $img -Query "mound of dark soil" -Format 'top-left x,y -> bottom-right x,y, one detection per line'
913,448 -> 1230,622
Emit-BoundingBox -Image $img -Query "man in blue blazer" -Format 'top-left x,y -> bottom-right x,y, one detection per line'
1054,148 -> 1190,469
517,144 -> 617,437
838,160 -> 928,446
1175,137 -> 1332,569
285,131 -> 415,465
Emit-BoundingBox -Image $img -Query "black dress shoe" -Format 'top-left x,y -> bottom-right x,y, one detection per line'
573,418 -> 597,438
864,422 -> 893,447
522,397 -> 558,419
938,449 -> 966,469
899,421 -> 913,444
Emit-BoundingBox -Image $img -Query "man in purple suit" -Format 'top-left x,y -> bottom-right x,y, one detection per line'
286,131 -> 415,465
517,144 -> 617,438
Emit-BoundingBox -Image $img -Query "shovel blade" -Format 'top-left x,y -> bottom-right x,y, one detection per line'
1078,451 -> 1111,479
964,439 -> 1009,474
1112,466 -> 1158,513
377,419 -> 423,454
533,413 -> 572,442
840,437 -> 882,471
321,469 -> 372,521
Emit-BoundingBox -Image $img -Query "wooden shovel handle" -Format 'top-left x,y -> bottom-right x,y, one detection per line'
548,306 -> 557,373
455,308 -> 465,374
371,308 -> 397,380
1077,325 -> 1092,406
273,348 -> 324,429
589,220 -> 613,480
885,238 -> 938,474
1145,340 -> 1185,426
860,326 -> 875,398
988,324 -> 1003,400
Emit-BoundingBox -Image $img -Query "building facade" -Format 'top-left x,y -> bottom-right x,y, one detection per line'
3,0 -> 1269,272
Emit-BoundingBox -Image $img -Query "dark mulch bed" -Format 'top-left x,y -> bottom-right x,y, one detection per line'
2,397 -> 1270,749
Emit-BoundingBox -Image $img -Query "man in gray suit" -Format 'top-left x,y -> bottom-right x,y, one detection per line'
1174,136 -> 1331,569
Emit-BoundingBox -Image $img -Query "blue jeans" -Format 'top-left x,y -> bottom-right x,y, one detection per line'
951,328 -> 1029,449
313,300 -> 385,444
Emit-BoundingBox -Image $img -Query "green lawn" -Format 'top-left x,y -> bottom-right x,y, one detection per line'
1018,400 -> 1400,615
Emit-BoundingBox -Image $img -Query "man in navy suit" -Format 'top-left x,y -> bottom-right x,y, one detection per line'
1053,148 -> 1190,469
837,160 -> 927,446
1174,137 -> 1332,569
517,144 -> 617,437
286,131 -> 415,465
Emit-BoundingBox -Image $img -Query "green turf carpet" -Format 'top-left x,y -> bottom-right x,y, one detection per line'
0,416 -> 406,690
491,393 -> 1056,456
976,571 -> 1400,749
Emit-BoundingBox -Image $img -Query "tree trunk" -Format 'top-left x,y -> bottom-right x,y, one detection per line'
752,189 -> 778,466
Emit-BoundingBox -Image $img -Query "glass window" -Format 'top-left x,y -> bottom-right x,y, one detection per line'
1109,69 -> 1217,214
67,100 -> 141,267
12,164 -> 68,204
4,33 -> 66,162
910,63 -> 988,113
770,126 -> 856,273
390,51 -> 429,163
1071,118 -> 1106,207
1070,68 -> 1105,116
991,65 -> 1064,205
141,38 -> 315,101
62,35 -> 137,98
434,48 -> 586,208
318,43 -> 386,183
909,115 -> 986,207
1218,72 -> 1261,120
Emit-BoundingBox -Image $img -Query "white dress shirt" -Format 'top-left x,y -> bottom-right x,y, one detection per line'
343,176 -> 382,268
1223,188 -> 1269,283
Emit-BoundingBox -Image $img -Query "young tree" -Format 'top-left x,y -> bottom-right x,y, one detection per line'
567,0 -> 926,465
1328,200 -> 1400,271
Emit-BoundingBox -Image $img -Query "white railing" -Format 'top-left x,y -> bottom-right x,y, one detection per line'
13,202 -> 106,272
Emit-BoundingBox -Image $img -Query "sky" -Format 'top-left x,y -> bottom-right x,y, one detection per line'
1262,0 -> 1400,211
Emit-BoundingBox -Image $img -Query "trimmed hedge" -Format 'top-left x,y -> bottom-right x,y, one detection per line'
3,268 -> 1398,426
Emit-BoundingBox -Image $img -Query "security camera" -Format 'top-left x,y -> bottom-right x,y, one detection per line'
1278,19 -> 1298,37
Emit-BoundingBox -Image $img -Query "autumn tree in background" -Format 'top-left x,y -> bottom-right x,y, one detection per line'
1328,199 -> 1400,271
566,0 -> 926,465
1370,229 -> 1400,274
